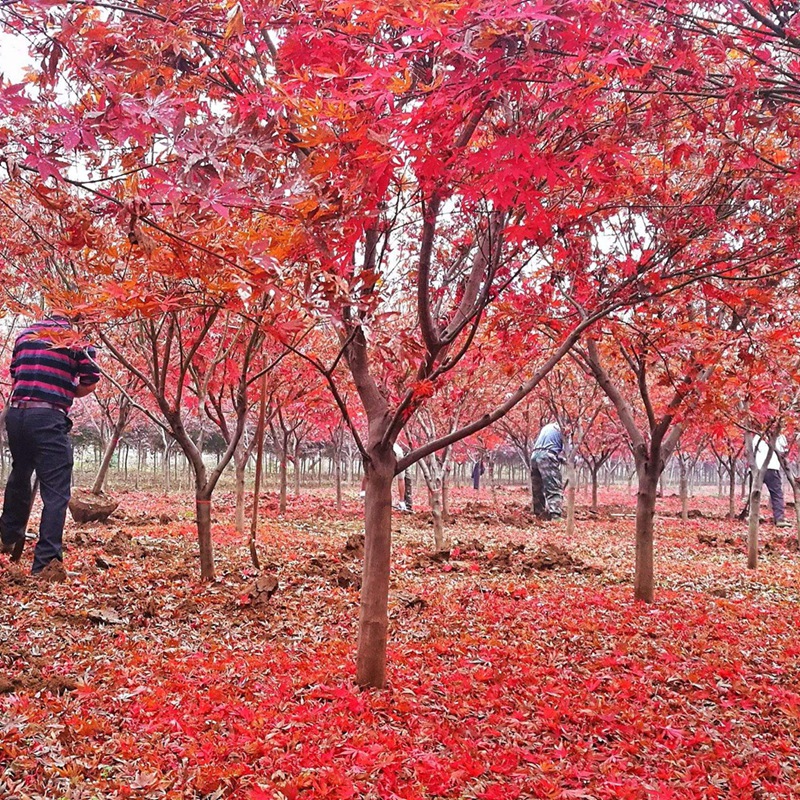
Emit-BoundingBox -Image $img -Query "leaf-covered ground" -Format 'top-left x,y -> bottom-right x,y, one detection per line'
2,487 -> 800,799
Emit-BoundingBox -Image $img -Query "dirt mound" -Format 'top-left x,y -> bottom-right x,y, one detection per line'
3,565 -> 28,585
587,504 -> 636,519
36,559 -> 67,583
0,671 -> 78,695
457,501 -> 537,527
69,488 -> 120,524
343,533 -> 365,557
104,530 -> 146,558
522,543 -> 603,575
697,531 -> 736,547
459,501 -> 501,524
243,574 -> 279,607
336,566 -> 361,588
105,530 -> 132,555
411,538 -> 601,577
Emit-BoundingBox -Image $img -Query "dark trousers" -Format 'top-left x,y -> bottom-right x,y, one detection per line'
763,468 -> 785,523
0,408 -> 73,572
531,451 -> 564,519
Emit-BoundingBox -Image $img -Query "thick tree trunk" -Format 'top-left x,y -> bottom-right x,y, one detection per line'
442,472 -> 450,522
634,466 -> 659,603
356,453 -> 394,689
591,467 -> 599,513
196,490 -> 215,581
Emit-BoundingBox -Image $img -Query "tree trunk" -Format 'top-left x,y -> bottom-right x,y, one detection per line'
442,472 -> 450,522
591,466 -> 599,513
356,451 -> 394,689
293,438 -> 301,497
565,458 -> 577,538
91,428 -> 122,495
234,453 -> 247,535
634,465 -> 659,603
429,481 -> 446,552
279,432 -> 288,514
679,458 -> 689,521
334,449 -> 342,511
747,481 -> 762,570
728,461 -> 736,519
163,449 -> 170,494
419,458 -> 447,552
529,465 -> 536,514
196,490 -> 215,581
250,407 -> 267,571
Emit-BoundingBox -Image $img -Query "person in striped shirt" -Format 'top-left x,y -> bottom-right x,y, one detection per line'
0,314 -> 101,575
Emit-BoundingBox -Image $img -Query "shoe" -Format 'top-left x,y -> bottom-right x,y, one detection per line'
775,520 -> 792,528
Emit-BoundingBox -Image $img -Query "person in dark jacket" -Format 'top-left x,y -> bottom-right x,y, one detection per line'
0,314 -> 100,574
531,421 -> 564,520
472,459 -> 485,490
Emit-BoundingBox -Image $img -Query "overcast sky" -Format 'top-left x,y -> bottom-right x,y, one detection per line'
0,30 -> 33,83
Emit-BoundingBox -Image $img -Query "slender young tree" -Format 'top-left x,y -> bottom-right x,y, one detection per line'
98,300 -> 268,580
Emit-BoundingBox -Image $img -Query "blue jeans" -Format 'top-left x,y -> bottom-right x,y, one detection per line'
763,468 -> 785,523
0,408 -> 73,572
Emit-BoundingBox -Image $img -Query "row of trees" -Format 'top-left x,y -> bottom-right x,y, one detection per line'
2,309 -> 795,561
1,345 -> 769,513
3,0 -> 800,685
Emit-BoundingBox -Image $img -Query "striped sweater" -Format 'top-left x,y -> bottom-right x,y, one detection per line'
10,319 -> 101,409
